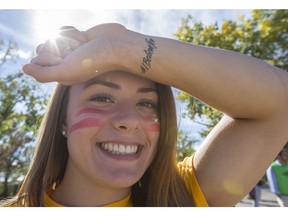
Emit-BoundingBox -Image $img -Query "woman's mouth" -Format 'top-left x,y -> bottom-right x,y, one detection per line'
99,142 -> 139,155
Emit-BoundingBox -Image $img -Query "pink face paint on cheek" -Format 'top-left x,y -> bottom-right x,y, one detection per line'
70,118 -> 103,132
148,123 -> 160,133
142,114 -> 160,133
76,108 -> 111,116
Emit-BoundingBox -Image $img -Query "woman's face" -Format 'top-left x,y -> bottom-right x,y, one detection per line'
64,71 -> 160,189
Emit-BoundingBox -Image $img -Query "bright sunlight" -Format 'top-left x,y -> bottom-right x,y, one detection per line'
33,11 -> 75,42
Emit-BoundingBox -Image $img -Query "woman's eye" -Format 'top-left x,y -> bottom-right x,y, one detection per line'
137,100 -> 156,109
89,95 -> 113,103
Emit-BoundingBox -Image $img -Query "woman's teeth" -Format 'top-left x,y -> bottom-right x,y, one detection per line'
100,142 -> 138,155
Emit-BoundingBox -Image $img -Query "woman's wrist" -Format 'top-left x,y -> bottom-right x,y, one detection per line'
118,29 -> 158,77
81,24 -> 161,82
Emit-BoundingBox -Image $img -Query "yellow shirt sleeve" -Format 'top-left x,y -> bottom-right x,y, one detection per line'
177,155 -> 209,207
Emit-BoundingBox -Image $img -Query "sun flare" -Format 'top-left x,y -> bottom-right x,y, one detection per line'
33,11 -> 74,42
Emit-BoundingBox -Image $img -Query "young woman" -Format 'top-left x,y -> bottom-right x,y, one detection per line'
2,23 -> 288,207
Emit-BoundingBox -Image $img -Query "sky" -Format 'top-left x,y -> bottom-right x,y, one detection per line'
0,1 -> 286,147
0,9 -> 253,51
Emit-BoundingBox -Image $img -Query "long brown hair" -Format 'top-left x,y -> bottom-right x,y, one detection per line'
2,79 -> 194,206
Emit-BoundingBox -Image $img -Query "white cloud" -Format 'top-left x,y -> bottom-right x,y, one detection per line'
74,9 -> 252,39
0,49 -> 30,60
17,49 -> 31,59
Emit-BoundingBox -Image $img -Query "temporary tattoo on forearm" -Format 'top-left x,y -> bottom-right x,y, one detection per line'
140,38 -> 157,74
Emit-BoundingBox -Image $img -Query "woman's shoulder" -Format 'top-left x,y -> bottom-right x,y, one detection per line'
177,155 -> 209,207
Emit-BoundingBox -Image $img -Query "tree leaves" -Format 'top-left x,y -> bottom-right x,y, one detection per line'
175,9 -> 288,138
0,40 -> 49,198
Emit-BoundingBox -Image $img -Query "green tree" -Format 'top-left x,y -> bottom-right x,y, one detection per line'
175,9 -> 288,137
176,130 -> 196,162
0,39 -> 48,198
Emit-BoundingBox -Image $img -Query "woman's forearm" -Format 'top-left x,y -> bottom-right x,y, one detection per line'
24,23 -> 288,121
122,30 -> 288,120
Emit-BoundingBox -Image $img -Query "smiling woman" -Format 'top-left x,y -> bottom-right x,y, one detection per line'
1,20 -> 288,208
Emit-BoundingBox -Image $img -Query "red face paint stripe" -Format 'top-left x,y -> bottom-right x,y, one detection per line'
148,123 -> 160,132
70,118 -> 103,132
76,108 -> 110,116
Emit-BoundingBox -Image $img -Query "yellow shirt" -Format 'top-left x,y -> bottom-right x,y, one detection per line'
177,156 -> 208,207
44,189 -> 132,207
44,155 -> 208,207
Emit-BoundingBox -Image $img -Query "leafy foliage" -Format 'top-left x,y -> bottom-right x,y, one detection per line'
176,130 -> 196,162
175,10 -> 288,137
0,40 -> 48,198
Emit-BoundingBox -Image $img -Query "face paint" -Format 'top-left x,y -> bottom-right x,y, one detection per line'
142,114 -> 160,133
71,106 -> 159,133
148,123 -> 160,132
70,118 -> 103,132
70,108 -> 110,132
76,108 -> 111,117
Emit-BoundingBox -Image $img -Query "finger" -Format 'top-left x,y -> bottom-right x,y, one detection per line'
58,36 -> 82,51
59,26 -> 76,31
22,63 -> 68,84
35,38 -> 77,57
30,52 -> 63,66
36,43 -> 45,54
36,40 -> 62,56
35,26 -> 86,57
59,26 -> 87,44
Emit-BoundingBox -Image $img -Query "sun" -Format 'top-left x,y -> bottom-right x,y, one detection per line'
33,11 -> 74,42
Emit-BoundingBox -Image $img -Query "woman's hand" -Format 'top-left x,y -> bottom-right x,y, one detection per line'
22,23 -> 130,85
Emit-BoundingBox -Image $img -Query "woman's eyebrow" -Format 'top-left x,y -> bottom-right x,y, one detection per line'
83,79 -> 120,90
83,79 -> 157,93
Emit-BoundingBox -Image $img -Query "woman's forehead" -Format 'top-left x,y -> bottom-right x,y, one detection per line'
68,71 -> 158,97
79,71 -> 156,89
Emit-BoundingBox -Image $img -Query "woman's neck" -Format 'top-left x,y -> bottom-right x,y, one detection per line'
50,171 -> 130,207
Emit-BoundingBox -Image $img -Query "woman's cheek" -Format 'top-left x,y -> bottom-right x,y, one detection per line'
69,107 -> 111,133
143,114 -> 160,133
147,122 -> 160,133
70,118 -> 104,132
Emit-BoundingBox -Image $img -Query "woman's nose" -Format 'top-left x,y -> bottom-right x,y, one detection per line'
112,104 -> 140,133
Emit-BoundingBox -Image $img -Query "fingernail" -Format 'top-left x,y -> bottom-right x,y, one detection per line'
59,26 -> 75,31
55,56 -> 63,63
22,64 -> 30,74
